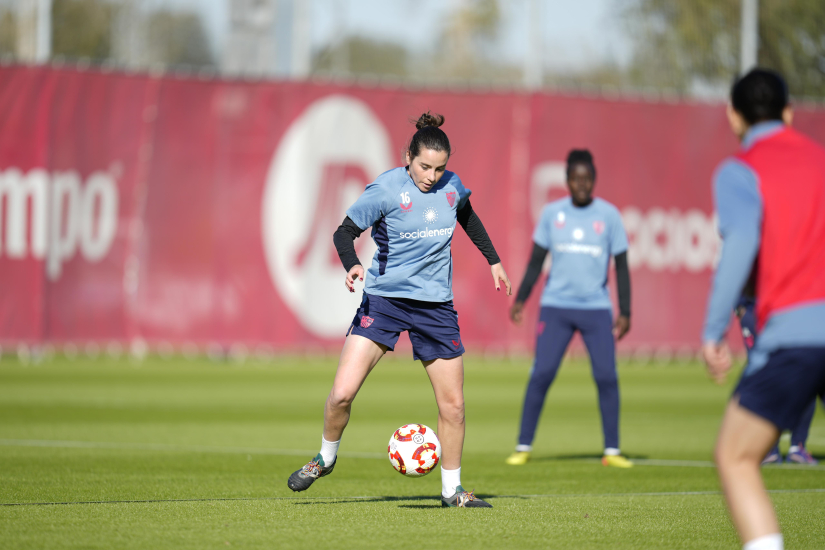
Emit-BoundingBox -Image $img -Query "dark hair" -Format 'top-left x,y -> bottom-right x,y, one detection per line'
408,112 -> 451,160
566,149 -> 596,180
731,69 -> 788,125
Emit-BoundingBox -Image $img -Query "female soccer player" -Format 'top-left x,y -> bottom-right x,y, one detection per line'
287,113 -> 511,508
505,149 -> 633,468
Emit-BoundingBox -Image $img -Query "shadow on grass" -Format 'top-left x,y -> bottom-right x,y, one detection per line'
294,494 -> 505,507
294,495 -> 434,506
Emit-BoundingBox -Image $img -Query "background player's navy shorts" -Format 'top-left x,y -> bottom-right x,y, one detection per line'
348,293 -> 465,362
735,347 -> 825,431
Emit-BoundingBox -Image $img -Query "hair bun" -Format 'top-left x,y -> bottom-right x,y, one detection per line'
415,112 -> 445,130
567,149 -> 593,165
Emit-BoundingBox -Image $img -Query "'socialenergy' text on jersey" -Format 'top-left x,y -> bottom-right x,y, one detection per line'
346,167 -> 471,302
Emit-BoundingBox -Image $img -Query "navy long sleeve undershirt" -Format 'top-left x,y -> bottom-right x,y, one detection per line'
333,199 -> 500,272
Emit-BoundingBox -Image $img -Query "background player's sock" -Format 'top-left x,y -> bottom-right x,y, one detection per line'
319,436 -> 340,466
516,444 -> 532,452
788,445 -> 800,454
441,466 -> 461,498
604,447 -> 620,456
743,533 -> 783,550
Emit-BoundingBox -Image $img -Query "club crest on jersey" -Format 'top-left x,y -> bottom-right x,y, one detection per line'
593,221 -> 605,235
446,191 -> 457,207
555,211 -> 566,228
360,316 -> 374,328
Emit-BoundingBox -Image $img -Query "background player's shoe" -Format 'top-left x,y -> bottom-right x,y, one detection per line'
761,446 -> 782,465
505,451 -> 531,465
441,485 -> 492,508
602,455 -> 633,468
287,454 -> 336,492
787,446 -> 818,465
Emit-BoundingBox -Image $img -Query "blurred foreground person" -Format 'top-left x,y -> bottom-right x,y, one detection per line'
286,112 -> 511,508
703,69 -> 825,550
736,296 -> 818,466
506,149 -> 632,468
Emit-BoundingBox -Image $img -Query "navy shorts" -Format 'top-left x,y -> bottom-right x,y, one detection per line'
348,293 -> 465,362
735,347 -> 825,431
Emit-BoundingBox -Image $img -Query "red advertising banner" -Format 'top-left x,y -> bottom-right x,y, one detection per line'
2,65 -> 825,357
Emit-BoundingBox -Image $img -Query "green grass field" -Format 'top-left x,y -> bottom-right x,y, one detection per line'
1,354 -> 823,549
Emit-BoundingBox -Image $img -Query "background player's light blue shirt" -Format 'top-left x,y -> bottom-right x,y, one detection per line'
534,197 -> 628,310
346,167 -> 471,302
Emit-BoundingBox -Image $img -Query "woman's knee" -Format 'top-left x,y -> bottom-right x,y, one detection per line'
328,385 -> 358,409
593,373 -> 618,391
529,362 -> 561,387
438,396 -> 465,424
714,436 -> 761,471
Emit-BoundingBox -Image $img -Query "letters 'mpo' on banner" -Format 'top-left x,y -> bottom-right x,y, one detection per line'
2,66 -> 825,353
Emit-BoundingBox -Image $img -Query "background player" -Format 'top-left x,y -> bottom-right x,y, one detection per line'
506,149 -> 633,468
287,113 -> 512,508
703,68 -> 825,550
736,296 -> 818,465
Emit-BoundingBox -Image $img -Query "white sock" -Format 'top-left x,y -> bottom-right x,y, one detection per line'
441,466 -> 461,498
743,533 -> 783,550
515,444 -> 532,452
319,436 -> 340,466
604,447 -> 620,456
788,445 -> 800,454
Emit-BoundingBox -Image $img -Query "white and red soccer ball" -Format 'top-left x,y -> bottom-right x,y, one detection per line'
387,424 -> 441,477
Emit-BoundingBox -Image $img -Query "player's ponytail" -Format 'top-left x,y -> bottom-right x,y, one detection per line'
566,149 -> 597,180
408,112 -> 451,161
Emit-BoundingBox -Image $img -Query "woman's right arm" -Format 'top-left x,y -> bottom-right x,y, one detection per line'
333,216 -> 364,272
333,216 -> 366,293
510,242 -> 549,324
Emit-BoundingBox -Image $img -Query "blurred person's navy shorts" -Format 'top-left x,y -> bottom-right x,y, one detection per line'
735,347 -> 825,430
348,292 -> 465,362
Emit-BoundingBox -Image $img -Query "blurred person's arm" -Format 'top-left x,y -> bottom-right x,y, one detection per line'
510,242 -> 549,324
613,251 -> 631,339
702,160 -> 763,345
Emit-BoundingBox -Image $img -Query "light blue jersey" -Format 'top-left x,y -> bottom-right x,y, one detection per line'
346,167 -> 471,302
534,197 -> 628,310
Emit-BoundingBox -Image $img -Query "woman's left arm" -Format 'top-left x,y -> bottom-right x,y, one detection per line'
457,200 -> 511,295
613,251 -> 631,339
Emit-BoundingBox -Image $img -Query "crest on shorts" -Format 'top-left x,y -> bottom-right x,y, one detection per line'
593,221 -> 605,235
446,192 -> 457,207
360,316 -> 374,328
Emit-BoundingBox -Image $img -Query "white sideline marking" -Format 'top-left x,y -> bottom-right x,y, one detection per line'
569,457 -> 825,471
2,488 -> 824,507
1,439 -> 824,470
0,439 -> 385,459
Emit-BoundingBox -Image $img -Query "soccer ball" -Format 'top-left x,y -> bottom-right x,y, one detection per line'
387,423 -> 441,477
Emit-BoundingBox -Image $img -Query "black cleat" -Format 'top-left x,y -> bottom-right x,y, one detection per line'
441,485 -> 492,508
287,454 -> 336,492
